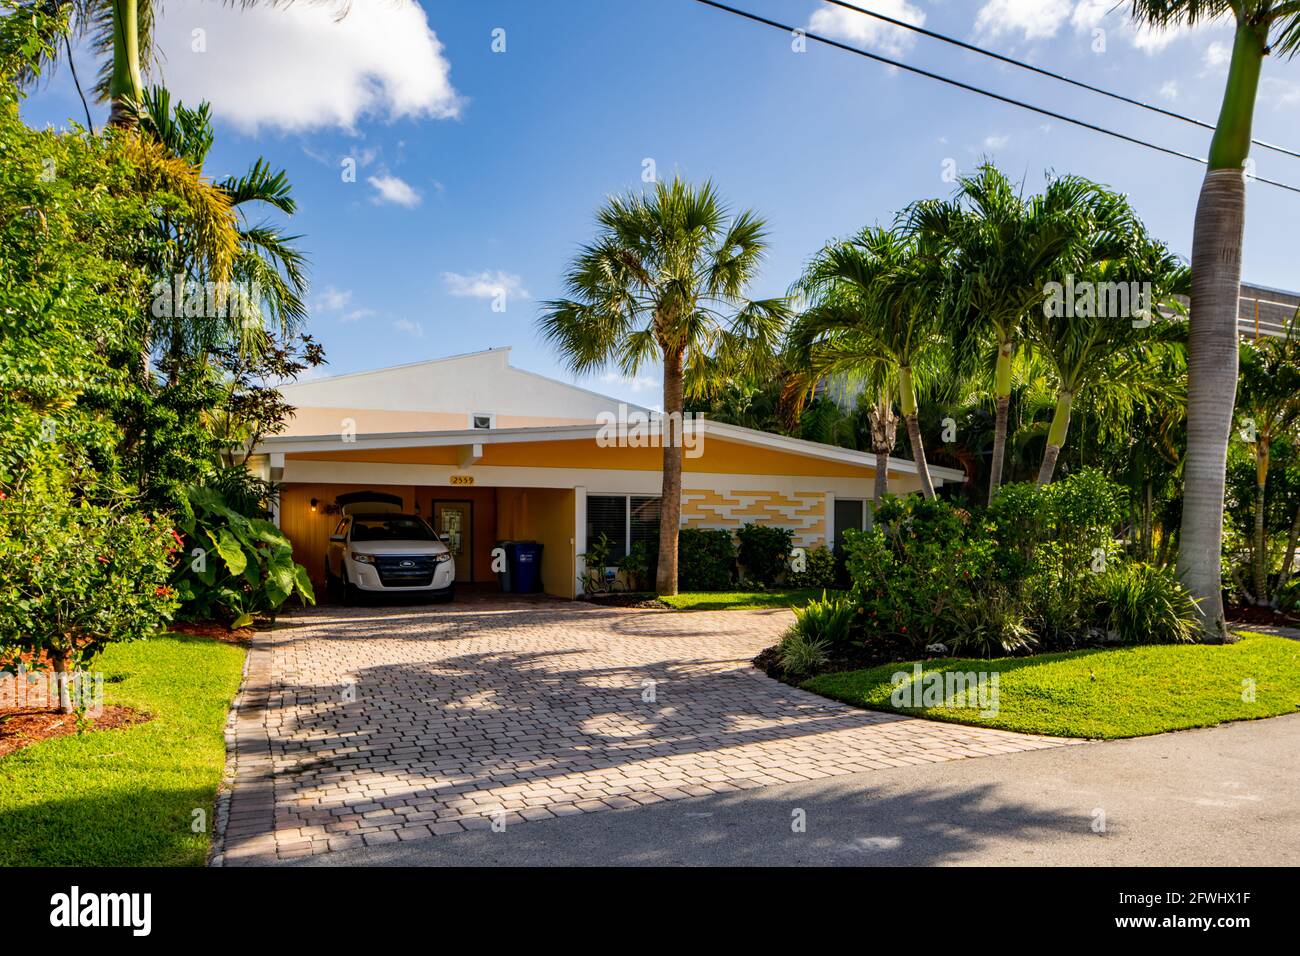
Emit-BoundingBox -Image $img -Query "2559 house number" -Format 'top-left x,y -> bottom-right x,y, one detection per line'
449,475 -> 474,486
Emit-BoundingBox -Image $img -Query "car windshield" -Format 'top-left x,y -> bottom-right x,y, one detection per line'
349,515 -> 438,542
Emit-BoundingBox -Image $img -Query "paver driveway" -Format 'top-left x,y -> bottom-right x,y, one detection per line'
218,598 -> 1076,864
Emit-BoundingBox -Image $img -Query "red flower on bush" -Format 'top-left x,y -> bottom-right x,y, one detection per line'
155,585 -> 173,598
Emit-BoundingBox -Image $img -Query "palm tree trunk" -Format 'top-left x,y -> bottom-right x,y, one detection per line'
1252,440 -> 1270,605
1279,501 -> 1300,589
108,0 -> 144,129
1141,479 -> 1154,563
868,398 -> 894,499
987,340 -> 1014,504
655,348 -> 685,595
898,364 -> 935,499
1178,22 -> 1265,641
1036,389 -> 1074,485
873,448 -> 889,500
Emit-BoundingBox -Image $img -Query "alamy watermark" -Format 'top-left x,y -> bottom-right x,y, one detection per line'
890,664 -> 999,717
1042,274 -> 1153,327
596,404 -> 704,459
150,275 -> 261,320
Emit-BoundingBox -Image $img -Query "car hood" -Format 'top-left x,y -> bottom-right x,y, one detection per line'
348,540 -> 450,556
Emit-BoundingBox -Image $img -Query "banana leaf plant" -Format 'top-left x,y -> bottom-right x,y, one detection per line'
171,484 -> 314,628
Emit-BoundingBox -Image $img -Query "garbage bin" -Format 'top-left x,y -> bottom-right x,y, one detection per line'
512,540 -> 544,594
496,541 -> 517,593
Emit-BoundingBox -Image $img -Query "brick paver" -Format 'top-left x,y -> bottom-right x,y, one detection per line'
217,598 -> 1076,864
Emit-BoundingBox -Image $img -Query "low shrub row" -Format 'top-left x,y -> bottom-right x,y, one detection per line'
772,469 -> 1204,676
581,524 -> 838,593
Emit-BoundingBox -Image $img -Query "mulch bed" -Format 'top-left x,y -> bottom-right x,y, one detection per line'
0,705 -> 150,759
168,621 -> 255,645
581,593 -> 671,609
1226,605 -> 1300,628
753,641 -> 920,686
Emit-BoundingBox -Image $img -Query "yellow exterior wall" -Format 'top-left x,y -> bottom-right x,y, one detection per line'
496,487 -> 576,597
681,488 -> 827,548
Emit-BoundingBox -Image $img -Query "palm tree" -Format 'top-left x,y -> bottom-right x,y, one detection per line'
1029,199 -> 1192,484
540,178 -> 788,596
909,165 -> 1113,504
1235,314 -> 1300,604
1130,0 -> 1300,639
790,226 -> 947,498
139,86 -> 307,372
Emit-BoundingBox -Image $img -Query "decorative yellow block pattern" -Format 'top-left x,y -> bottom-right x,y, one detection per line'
681,487 -> 826,548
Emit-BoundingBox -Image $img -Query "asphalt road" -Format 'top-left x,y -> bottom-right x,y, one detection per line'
284,712 -> 1300,867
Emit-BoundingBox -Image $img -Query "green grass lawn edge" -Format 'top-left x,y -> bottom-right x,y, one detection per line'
0,633 -> 247,866
800,632 -> 1300,740
661,588 -> 838,611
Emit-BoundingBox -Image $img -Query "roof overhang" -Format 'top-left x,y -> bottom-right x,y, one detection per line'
253,419 -> 965,484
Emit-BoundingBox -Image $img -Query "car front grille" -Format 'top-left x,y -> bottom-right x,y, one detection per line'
373,555 -> 438,588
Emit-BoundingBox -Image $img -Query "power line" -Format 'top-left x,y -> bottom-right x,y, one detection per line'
690,0 -> 1300,196
822,0 -> 1300,161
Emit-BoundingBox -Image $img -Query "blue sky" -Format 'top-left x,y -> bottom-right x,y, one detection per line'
19,0 -> 1300,405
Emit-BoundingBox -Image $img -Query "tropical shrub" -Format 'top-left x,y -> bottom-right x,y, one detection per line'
736,523 -> 794,586
0,484 -> 179,711
1089,564 -> 1200,645
949,586 -> 1037,658
787,544 -> 836,588
171,483 -> 313,627
579,532 -> 619,594
843,496 -> 997,649
790,590 -> 856,646
776,630 -> 831,677
617,538 -> 658,592
677,528 -> 736,591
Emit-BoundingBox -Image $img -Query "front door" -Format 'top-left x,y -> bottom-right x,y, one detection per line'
432,501 -> 472,583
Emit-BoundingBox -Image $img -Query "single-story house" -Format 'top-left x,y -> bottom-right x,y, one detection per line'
249,347 -> 964,598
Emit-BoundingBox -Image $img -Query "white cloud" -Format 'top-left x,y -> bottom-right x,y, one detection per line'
150,0 -> 460,133
367,174 -> 422,208
442,270 -> 531,301
1070,0 -> 1110,33
339,308 -> 376,324
975,0 -> 1073,42
982,134 -> 1009,150
313,286 -> 352,312
1159,80 -> 1179,101
807,0 -> 926,58
1262,78 -> 1300,109
1128,15 -> 1227,55
393,319 -> 424,338
1204,40 -> 1231,69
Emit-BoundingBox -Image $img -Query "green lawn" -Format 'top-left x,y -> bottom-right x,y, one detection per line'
661,588 -> 840,611
801,633 -> 1300,739
0,634 -> 246,866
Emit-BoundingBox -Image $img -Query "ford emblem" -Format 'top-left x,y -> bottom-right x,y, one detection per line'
400,560 -> 414,568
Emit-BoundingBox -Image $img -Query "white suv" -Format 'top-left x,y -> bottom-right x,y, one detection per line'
325,512 -> 455,603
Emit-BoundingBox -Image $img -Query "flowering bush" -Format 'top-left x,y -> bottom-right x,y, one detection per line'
0,485 -> 179,711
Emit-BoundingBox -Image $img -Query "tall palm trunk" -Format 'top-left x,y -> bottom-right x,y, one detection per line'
987,339 -> 1014,504
868,398 -> 896,500
108,0 -> 144,129
898,364 -> 935,498
1036,389 -> 1074,485
1279,502 -> 1300,589
1252,439 -> 1270,604
655,347 -> 685,595
1177,22 -> 1266,642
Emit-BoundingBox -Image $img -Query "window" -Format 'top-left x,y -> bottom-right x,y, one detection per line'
587,494 -> 660,559
587,496 -> 628,557
470,413 -> 494,430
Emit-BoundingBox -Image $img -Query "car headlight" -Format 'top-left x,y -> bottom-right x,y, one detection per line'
434,553 -> 452,563
350,552 -> 377,564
